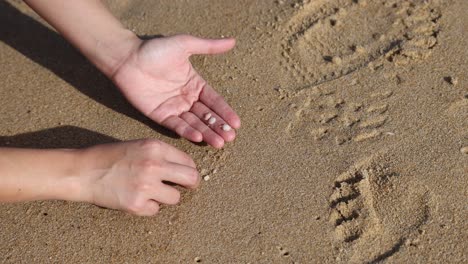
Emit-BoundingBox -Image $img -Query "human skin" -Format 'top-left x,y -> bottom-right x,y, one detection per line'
0,0 -> 240,215
0,140 -> 200,216
24,0 -> 241,148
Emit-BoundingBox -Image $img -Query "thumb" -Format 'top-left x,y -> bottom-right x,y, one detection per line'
177,35 -> 236,55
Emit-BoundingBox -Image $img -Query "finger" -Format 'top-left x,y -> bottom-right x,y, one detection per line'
160,115 -> 203,143
175,35 -> 236,55
190,102 -> 237,142
152,184 -> 181,205
199,84 -> 241,129
180,112 -> 225,148
161,161 -> 200,189
152,140 -> 197,168
130,200 -> 160,217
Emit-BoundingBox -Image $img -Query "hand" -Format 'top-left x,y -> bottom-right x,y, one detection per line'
112,35 -> 241,148
82,139 -> 199,216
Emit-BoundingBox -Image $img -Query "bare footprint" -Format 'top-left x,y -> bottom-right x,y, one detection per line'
329,156 -> 430,263
280,0 -> 441,89
446,95 -> 468,156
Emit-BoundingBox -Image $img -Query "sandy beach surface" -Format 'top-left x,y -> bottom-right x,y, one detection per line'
1,0 -> 467,263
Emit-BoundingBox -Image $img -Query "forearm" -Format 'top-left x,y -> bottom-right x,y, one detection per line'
24,0 -> 142,77
0,148 -> 87,202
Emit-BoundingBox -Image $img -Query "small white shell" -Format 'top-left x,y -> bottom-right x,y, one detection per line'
208,117 -> 216,125
203,113 -> 212,120
222,124 -> 232,131
461,146 -> 468,154
203,175 -> 210,181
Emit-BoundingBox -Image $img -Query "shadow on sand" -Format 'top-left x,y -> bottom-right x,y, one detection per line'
0,1 -> 177,142
0,126 -> 119,149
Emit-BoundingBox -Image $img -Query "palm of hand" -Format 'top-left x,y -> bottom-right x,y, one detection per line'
113,35 -> 240,148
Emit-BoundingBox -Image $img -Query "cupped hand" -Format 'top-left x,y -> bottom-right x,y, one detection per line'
112,35 -> 240,148
83,139 -> 199,216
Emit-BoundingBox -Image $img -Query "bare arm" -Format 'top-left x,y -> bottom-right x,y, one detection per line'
0,140 -> 199,216
24,0 -> 241,147
0,1 -> 240,215
0,148 -> 85,202
23,0 -> 141,77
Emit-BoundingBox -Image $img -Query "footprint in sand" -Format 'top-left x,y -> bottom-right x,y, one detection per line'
280,0 -> 441,89
285,87 -> 394,145
329,156 -> 430,263
446,95 -> 468,156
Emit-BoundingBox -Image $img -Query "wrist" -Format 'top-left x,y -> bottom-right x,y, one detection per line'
92,29 -> 142,79
25,0 -> 143,80
44,149 -> 94,203
69,143 -> 129,206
